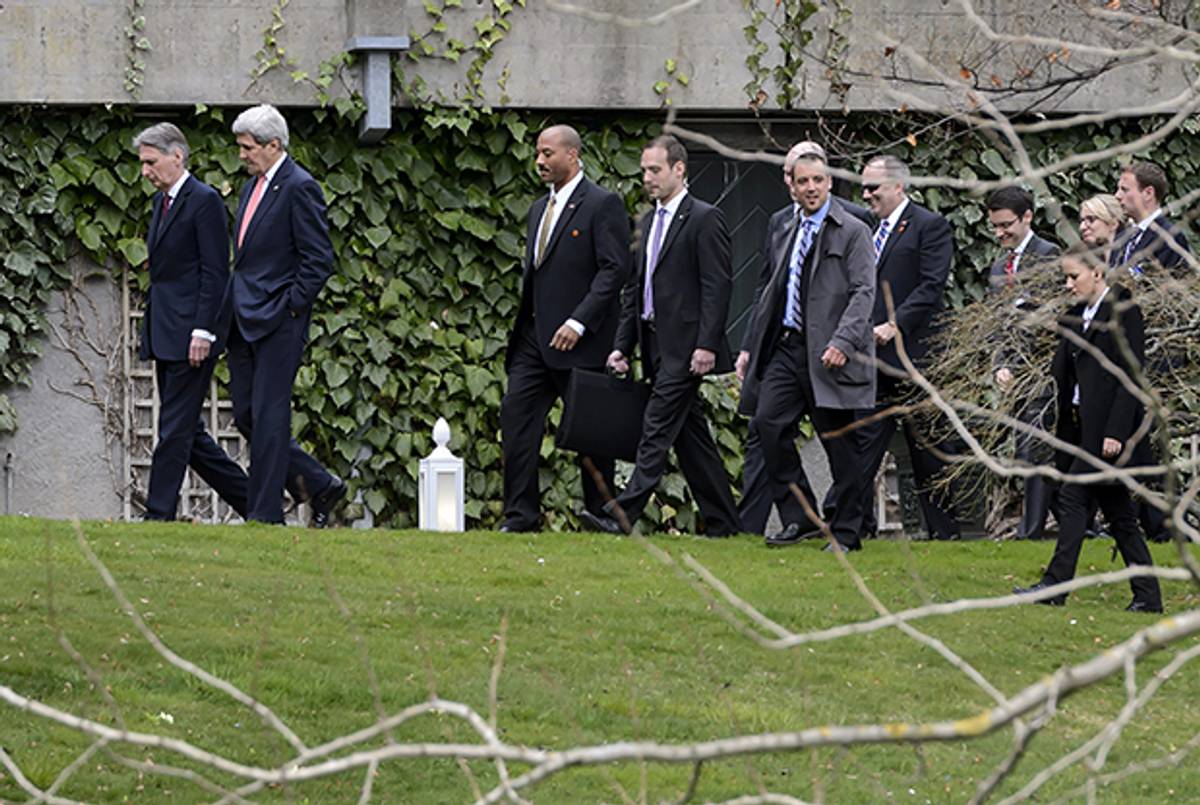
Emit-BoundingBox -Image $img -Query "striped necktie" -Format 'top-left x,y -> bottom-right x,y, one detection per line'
1121,229 -> 1143,268
873,219 -> 890,263
783,218 -> 818,329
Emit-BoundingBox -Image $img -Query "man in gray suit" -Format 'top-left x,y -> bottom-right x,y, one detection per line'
743,146 -> 876,551
986,186 -> 1061,540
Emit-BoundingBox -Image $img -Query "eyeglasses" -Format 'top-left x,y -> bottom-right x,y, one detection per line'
989,217 -> 1021,232
862,183 -> 881,194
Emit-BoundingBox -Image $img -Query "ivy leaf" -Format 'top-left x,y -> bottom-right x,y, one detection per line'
461,215 -> 495,240
118,237 -> 148,265
48,164 -> 77,189
25,184 -> 57,215
465,365 -> 493,398
75,221 -> 103,252
364,226 -> 391,249
323,359 -> 351,388
979,148 -> 1007,176
325,172 -> 357,196
504,116 -> 527,142
95,205 -> 124,236
4,242 -> 48,277
433,210 -> 463,230
363,488 -> 387,514
62,155 -> 97,183
91,168 -> 119,199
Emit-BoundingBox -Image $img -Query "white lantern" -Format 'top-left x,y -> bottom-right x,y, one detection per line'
418,417 -> 465,531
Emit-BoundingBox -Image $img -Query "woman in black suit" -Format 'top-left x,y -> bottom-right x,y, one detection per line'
1013,246 -> 1164,612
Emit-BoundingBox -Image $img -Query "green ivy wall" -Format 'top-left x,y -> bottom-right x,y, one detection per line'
1,105 -> 1195,528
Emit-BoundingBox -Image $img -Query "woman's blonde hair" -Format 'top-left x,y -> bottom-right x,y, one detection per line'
1079,193 -> 1125,226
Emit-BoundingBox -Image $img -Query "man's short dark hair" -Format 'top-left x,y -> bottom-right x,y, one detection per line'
1123,161 -> 1168,205
986,186 -> 1034,218
646,135 -> 688,168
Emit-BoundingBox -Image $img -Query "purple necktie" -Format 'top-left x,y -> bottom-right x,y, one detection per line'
642,207 -> 669,320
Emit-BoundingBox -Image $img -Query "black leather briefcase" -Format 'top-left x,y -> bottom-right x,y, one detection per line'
556,369 -> 649,462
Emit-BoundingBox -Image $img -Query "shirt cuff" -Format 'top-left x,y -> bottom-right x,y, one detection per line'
191,329 -> 217,343
565,318 -> 585,336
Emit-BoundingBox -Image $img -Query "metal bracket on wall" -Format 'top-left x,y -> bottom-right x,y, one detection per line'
346,36 -> 411,145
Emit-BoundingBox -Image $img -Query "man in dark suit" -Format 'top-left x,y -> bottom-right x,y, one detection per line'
132,122 -> 248,521
987,186 -> 1061,541
227,105 -> 344,526
986,187 -> 1060,292
743,148 -> 876,551
1112,161 -> 1191,278
1014,247 -> 1163,612
845,155 -> 959,541
499,124 -> 631,532
580,135 -> 740,536
1112,161 -> 1191,542
735,141 -> 871,536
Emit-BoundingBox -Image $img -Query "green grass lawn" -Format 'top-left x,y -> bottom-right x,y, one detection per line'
1,516 -> 1197,803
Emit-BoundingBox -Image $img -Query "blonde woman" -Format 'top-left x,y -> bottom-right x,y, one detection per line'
1078,193 -> 1127,263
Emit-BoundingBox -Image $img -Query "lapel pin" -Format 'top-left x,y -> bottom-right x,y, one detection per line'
571,229 -> 579,237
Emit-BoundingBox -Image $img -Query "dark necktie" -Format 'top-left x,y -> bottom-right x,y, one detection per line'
1122,229 -> 1143,266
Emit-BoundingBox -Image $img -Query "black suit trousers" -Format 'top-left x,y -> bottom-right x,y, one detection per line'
147,357 -> 249,519
226,313 -> 333,524
1043,480 -> 1161,606
751,332 -> 865,548
739,418 -> 817,535
500,323 -> 615,529
613,328 -> 739,534
846,376 -> 960,540
1016,393 -> 1061,539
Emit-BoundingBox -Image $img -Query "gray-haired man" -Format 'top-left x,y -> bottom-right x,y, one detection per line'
133,122 -> 248,521
227,104 -> 344,526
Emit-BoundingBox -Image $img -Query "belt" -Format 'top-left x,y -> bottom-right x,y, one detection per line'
641,318 -> 657,333
780,327 -> 804,342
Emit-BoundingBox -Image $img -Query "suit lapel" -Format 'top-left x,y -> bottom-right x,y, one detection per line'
876,209 -> 910,268
147,193 -> 165,254
653,193 -> 692,267
233,176 -> 255,266
525,194 -> 548,271
235,157 -> 291,264
152,176 -> 190,252
538,179 -> 588,267
770,214 -> 797,292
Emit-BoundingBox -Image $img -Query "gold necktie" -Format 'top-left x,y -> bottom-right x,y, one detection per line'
536,194 -> 556,267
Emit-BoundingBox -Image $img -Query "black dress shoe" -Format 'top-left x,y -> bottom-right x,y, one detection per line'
1125,599 -> 1163,614
140,512 -> 175,522
1012,581 -> 1066,606
765,522 -> 821,547
310,477 -> 346,529
498,522 -> 539,533
578,509 -> 625,535
822,540 -> 861,553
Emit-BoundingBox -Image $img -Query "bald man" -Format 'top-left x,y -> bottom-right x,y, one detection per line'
499,125 -> 632,532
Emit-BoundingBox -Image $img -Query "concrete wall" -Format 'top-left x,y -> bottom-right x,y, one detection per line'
0,1 -> 1189,113
0,267 -> 125,521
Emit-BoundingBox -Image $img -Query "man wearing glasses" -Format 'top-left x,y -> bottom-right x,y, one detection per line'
986,186 -> 1061,541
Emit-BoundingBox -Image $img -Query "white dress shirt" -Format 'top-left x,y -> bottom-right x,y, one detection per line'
535,170 -> 586,334
1072,286 -> 1109,406
163,171 -> 218,345
874,197 -> 909,255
